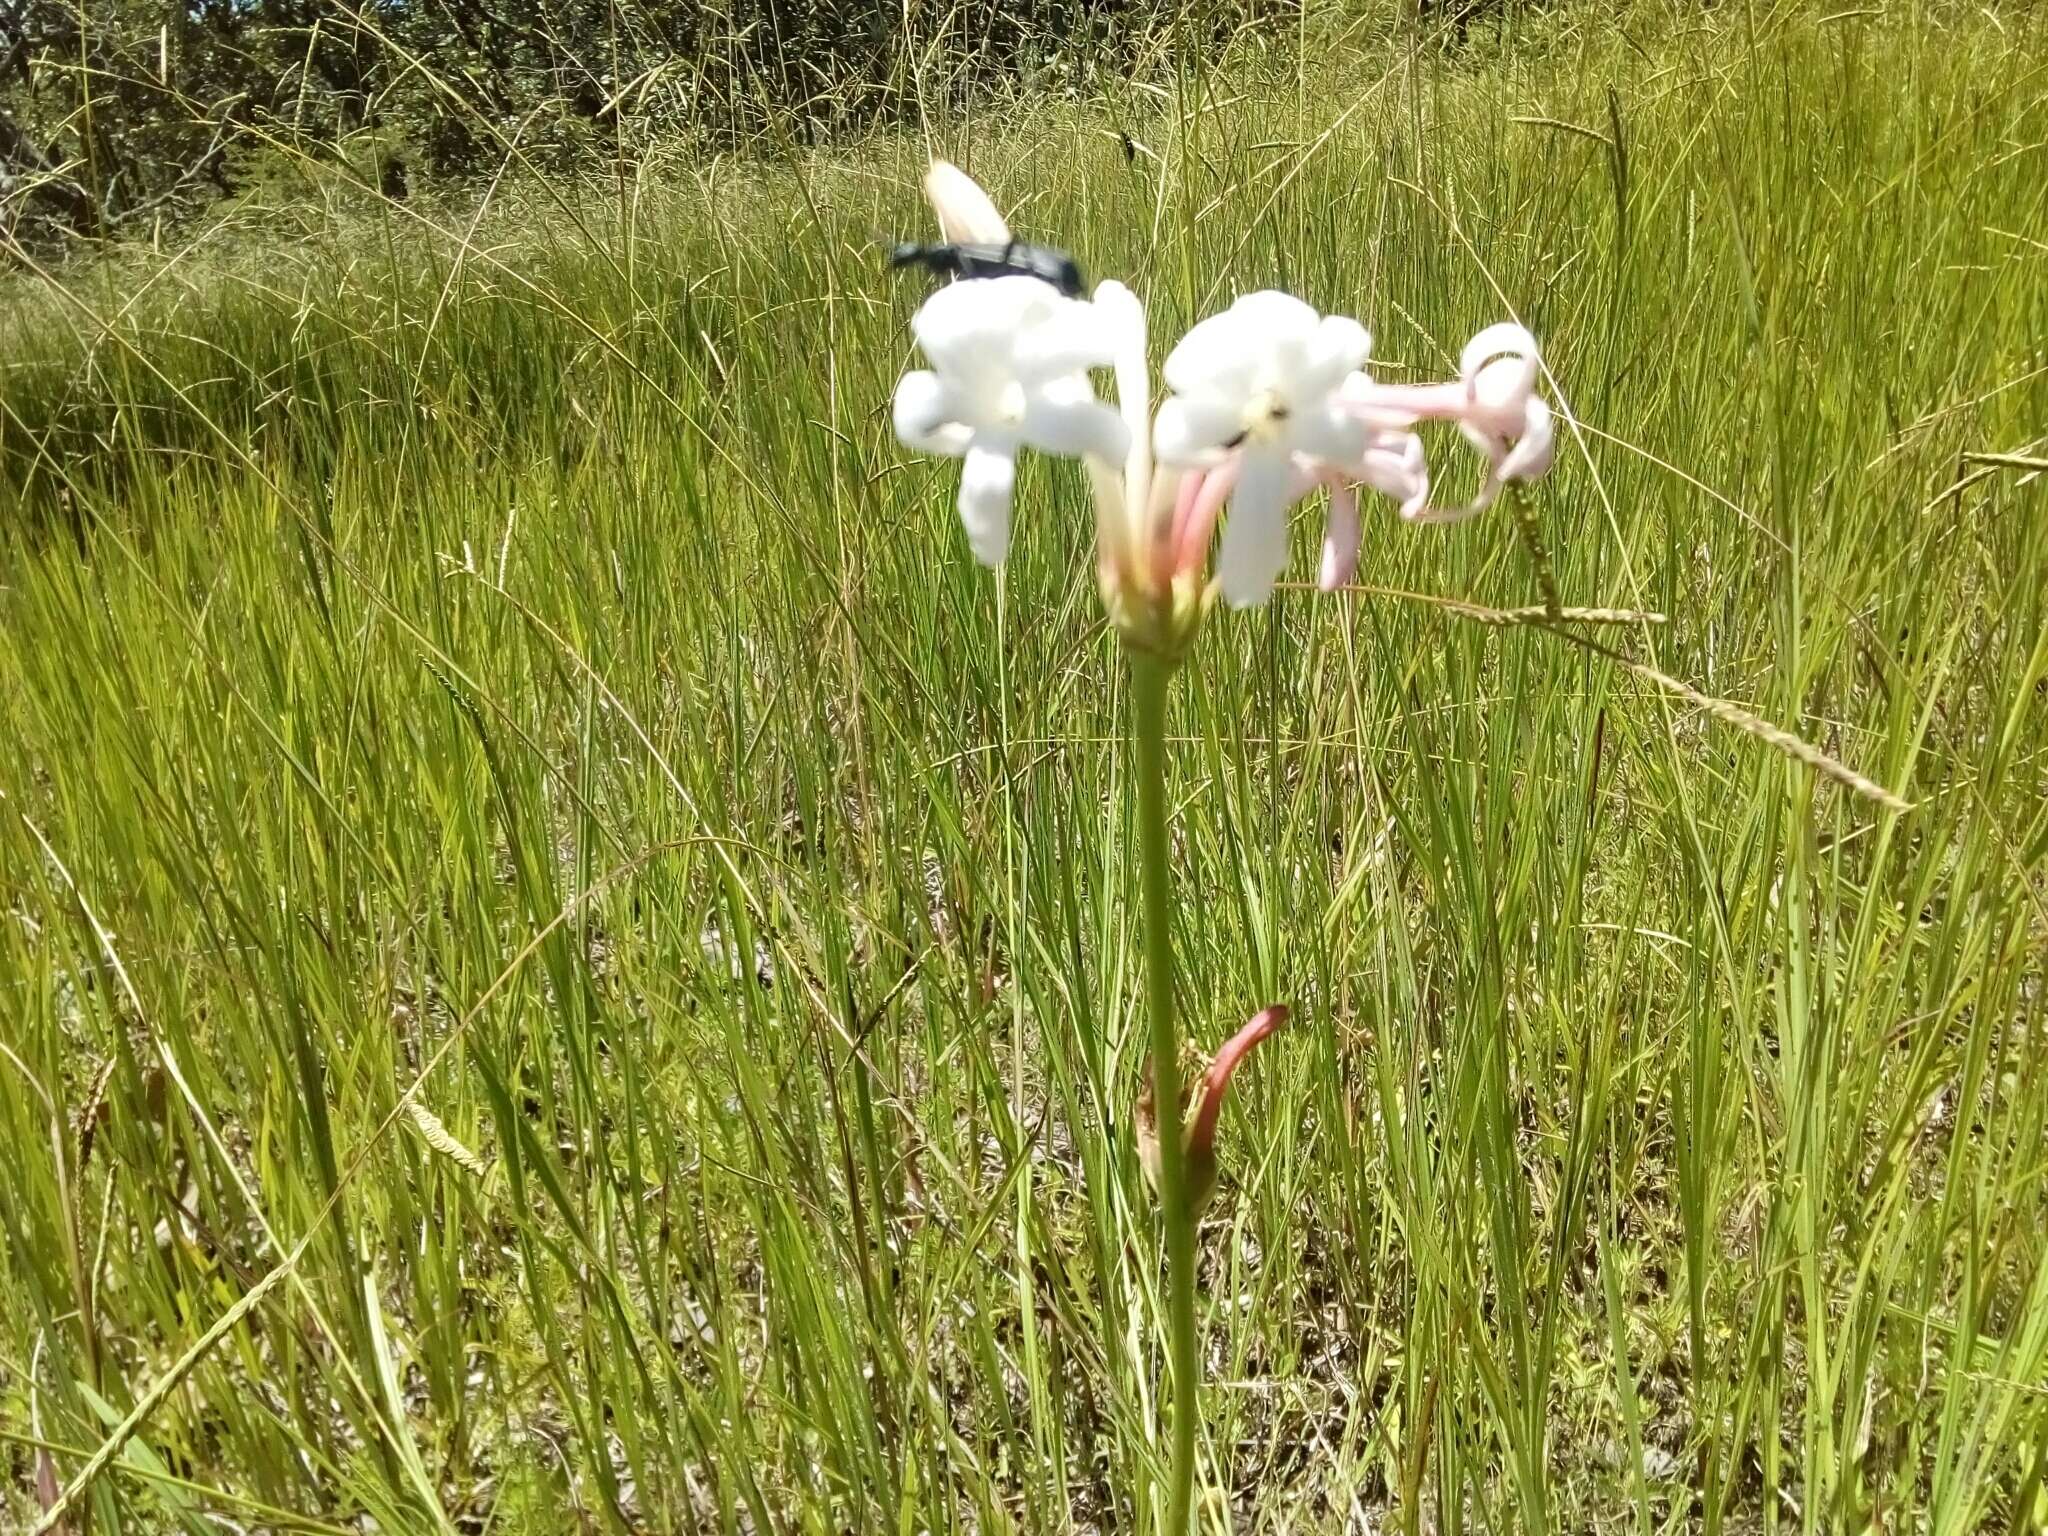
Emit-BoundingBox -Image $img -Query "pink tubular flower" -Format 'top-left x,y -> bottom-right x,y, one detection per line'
1138,1004 -> 1291,1214
1163,456 -> 1237,592
1341,323 -> 1555,524
1316,472 -> 1361,593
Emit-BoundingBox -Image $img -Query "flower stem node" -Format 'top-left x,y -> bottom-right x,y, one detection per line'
1099,552 -> 1212,663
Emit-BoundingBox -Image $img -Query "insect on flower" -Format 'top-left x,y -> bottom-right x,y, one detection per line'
887,239 -> 1089,299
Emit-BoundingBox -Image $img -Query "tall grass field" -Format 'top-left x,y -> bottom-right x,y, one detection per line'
3,2 -> 2046,1530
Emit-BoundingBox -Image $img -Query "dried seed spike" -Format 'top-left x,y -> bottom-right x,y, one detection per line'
75,1054 -> 117,1173
1472,603 -> 1668,627
1508,483 -> 1564,619
1391,579 -> 1907,811
1546,606 -> 1667,625
406,1101 -> 488,1179
1593,644 -> 1913,813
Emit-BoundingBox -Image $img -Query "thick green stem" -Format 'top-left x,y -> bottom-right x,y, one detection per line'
1130,650 -> 1200,1536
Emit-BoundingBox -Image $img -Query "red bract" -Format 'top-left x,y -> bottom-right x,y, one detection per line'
1140,1004 -> 1291,1215
1187,1004 -> 1290,1179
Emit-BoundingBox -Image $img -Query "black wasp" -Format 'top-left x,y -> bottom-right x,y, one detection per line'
887,239 -> 1086,299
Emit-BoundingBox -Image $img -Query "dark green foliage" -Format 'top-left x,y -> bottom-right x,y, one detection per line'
0,0 -> 1295,247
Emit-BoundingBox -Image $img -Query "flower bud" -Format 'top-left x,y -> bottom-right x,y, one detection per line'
923,161 -> 1010,244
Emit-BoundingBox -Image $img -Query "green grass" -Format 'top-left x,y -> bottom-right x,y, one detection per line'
4,2 -> 2047,1530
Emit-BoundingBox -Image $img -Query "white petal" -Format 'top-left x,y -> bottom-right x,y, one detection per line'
894,371 -> 973,455
1460,420 -> 1510,511
1297,315 -> 1372,395
924,161 -> 1010,244
1288,405 -> 1369,468
1153,394 -> 1244,466
958,440 -> 1017,564
1370,432 -> 1431,521
1020,382 -> 1129,461
1358,432 -> 1428,507
1246,291 -> 1328,380
1162,291 -> 1318,396
1337,369 -> 1427,431
1093,279 -> 1153,499
910,279 -> 990,353
1499,397 -> 1555,483
1398,464 -> 1431,522
1215,450 -> 1297,607
1459,322 -> 1540,382
1462,333 -> 1540,442
1012,304 -> 1120,381
1226,290 -> 1323,339
1459,419 -> 1503,464
913,275 -> 1065,375
1162,314 -> 1255,397
1377,427 -> 1429,479
1090,280 -> 1148,355
1467,355 -> 1539,438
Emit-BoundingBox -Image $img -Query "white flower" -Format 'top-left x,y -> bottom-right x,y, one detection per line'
1152,292 -> 1373,606
893,275 -> 1132,565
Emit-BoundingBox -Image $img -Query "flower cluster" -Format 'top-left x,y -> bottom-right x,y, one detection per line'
889,162 -> 1557,636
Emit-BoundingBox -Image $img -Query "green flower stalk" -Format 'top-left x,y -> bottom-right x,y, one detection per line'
889,160 -> 1557,1535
